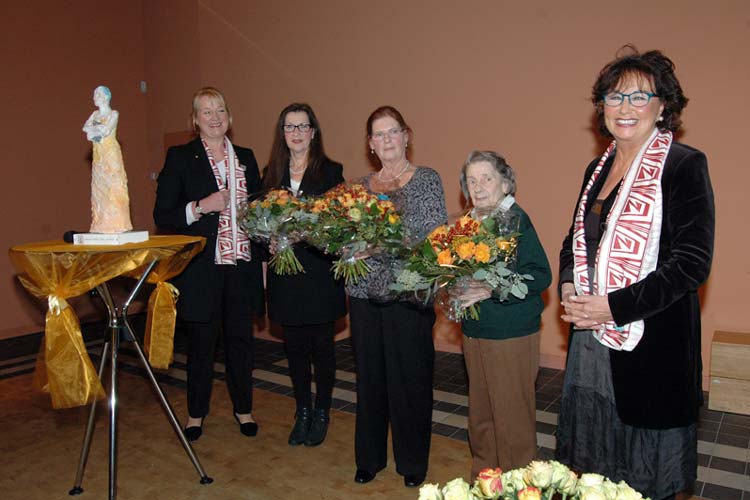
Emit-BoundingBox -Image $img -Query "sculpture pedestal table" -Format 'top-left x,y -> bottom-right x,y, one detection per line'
9,236 -> 211,500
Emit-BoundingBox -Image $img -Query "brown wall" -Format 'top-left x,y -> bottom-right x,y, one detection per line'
1,1 -> 151,337
3,1 -> 749,384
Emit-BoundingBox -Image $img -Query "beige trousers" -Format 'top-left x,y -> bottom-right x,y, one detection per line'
463,333 -> 539,477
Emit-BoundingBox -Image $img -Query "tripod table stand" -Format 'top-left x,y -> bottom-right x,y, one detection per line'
9,236 -> 212,500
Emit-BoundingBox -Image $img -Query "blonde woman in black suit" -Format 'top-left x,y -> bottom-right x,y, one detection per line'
154,87 -> 265,441
264,103 -> 346,447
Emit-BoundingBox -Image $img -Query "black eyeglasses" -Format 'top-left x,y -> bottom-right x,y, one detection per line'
283,123 -> 312,133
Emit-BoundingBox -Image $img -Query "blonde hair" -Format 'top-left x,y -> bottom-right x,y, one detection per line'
191,87 -> 233,133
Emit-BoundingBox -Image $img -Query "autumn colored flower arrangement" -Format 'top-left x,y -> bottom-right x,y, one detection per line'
418,460 -> 650,500
239,184 -> 405,283
391,213 -> 531,320
239,189 -> 305,274
298,183 -> 405,284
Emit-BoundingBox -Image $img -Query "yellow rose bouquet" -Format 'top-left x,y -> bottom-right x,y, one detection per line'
391,213 -> 531,321
297,183 -> 405,284
418,461 -> 650,500
238,188 -> 306,274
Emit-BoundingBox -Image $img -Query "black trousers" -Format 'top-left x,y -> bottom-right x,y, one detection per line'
283,322 -> 336,410
185,265 -> 255,418
349,298 -> 435,477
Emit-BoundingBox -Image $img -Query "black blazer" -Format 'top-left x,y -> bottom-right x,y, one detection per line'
559,142 -> 714,429
265,158 -> 347,326
153,137 -> 265,322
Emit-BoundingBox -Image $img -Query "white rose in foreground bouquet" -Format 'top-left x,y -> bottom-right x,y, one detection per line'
418,461 -> 651,500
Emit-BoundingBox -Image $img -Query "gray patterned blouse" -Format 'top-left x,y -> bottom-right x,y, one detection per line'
346,166 -> 447,301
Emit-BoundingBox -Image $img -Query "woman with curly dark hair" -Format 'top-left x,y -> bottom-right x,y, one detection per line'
556,46 -> 714,500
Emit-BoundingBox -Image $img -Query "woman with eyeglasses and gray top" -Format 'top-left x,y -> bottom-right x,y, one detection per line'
348,105 -> 447,489
556,46 -> 714,500
263,103 -> 347,447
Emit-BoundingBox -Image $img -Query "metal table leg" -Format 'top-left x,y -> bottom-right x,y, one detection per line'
68,339 -> 110,496
68,260 -> 213,498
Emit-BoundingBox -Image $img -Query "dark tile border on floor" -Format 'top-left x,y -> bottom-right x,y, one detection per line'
3,314 -> 750,500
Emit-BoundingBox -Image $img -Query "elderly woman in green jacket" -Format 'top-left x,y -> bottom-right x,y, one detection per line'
453,150 -> 552,478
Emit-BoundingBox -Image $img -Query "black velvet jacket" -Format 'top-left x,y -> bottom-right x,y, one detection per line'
559,142 -> 715,429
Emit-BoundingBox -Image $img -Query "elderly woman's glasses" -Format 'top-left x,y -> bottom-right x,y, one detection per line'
602,91 -> 658,107
283,123 -> 312,133
370,128 -> 404,141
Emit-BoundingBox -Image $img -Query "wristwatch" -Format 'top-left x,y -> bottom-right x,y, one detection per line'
195,200 -> 204,214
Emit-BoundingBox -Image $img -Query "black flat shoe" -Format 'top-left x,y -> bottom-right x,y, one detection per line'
288,407 -> 312,446
404,473 -> 425,488
234,413 -> 258,437
354,469 -> 376,484
304,408 -> 329,447
183,418 -> 203,442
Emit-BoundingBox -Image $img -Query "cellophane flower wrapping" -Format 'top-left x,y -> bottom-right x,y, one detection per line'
418,460 -> 651,500
294,183 -> 406,285
391,211 -> 532,321
238,189 -> 306,275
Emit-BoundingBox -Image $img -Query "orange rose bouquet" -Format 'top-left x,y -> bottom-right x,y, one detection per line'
391,213 -> 531,321
298,183 -> 405,284
239,188 -> 306,274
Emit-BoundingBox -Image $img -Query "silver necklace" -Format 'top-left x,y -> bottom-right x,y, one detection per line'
378,160 -> 411,182
289,161 -> 307,175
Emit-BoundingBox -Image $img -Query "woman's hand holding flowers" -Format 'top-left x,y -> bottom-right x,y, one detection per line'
451,279 -> 493,309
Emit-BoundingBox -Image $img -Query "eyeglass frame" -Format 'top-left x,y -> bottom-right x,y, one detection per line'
369,127 -> 405,141
283,123 -> 313,133
601,91 -> 659,108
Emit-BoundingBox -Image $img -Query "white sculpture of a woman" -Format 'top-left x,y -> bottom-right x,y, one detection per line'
82,85 -> 133,233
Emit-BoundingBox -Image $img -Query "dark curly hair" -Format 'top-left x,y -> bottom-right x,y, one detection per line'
592,45 -> 688,138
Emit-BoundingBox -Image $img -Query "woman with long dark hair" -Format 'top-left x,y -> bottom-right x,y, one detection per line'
264,103 -> 346,446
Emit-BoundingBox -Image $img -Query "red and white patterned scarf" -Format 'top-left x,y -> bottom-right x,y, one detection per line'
202,137 -> 251,264
572,128 -> 671,351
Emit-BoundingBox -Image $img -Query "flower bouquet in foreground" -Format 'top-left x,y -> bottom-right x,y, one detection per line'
297,183 -> 405,284
418,460 -> 651,500
391,213 -> 532,321
239,189 -> 306,274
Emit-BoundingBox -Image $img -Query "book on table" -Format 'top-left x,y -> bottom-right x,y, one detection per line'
73,231 -> 149,245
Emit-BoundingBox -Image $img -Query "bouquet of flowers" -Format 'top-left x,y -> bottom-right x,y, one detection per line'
297,183 -> 405,284
239,189 -> 306,274
391,213 -> 531,321
418,460 -> 650,500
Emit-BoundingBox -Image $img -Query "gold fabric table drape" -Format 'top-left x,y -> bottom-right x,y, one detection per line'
9,235 -> 205,409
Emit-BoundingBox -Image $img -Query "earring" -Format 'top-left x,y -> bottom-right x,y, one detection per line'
370,149 -> 374,155
657,115 -> 664,122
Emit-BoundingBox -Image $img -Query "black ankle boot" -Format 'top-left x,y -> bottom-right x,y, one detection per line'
304,408 -> 330,446
288,406 -> 312,446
